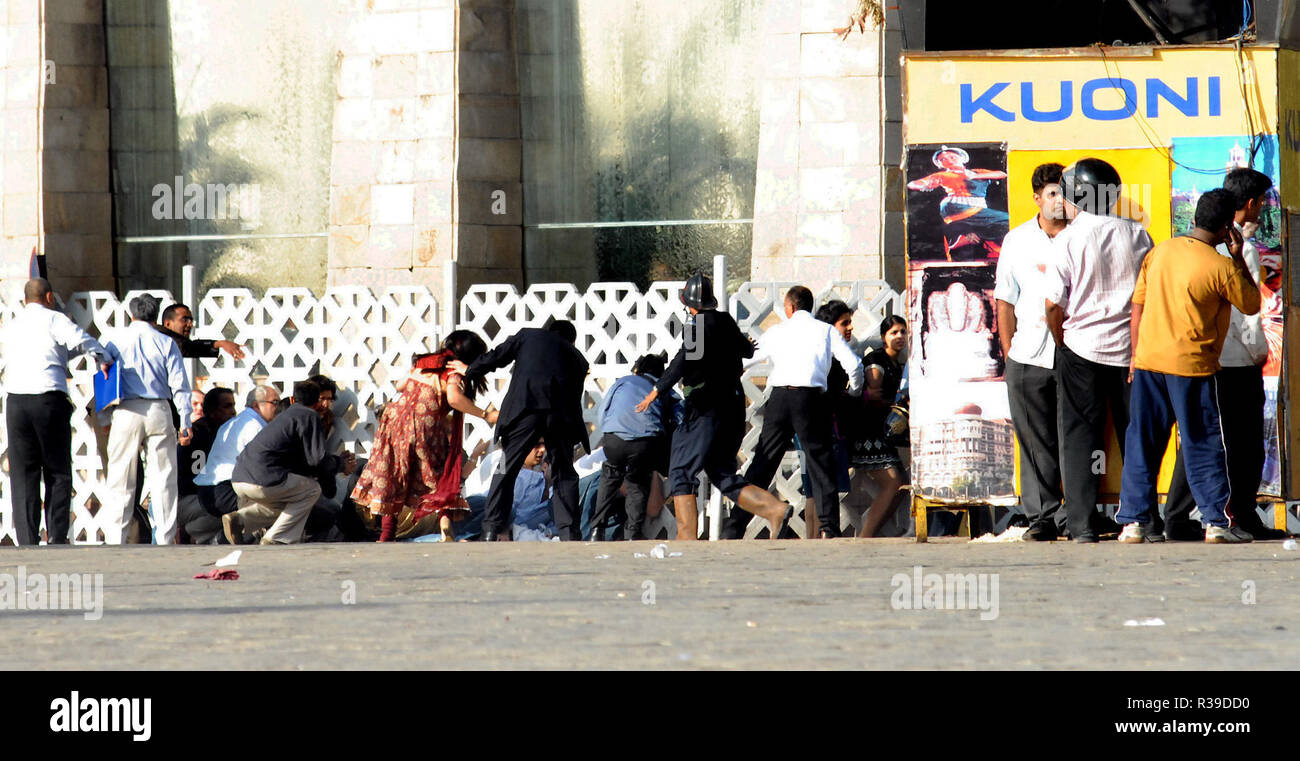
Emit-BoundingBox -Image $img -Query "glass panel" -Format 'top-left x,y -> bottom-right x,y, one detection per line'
517,0 -> 762,284
106,0 -> 340,294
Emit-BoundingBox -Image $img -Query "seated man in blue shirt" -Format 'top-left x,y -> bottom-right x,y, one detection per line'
590,353 -> 682,540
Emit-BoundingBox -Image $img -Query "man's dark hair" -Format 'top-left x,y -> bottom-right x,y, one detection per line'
1223,167 -> 1273,210
128,294 -> 161,322
815,299 -> 853,326
307,374 -> 337,397
785,286 -> 815,314
632,351 -> 668,378
547,319 -> 577,344
202,387 -> 235,417
161,303 -> 191,324
23,278 -> 52,304
1194,188 -> 1238,232
1031,163 -> 1065,194
275,398 -> 293,415
293,380 -> 322,407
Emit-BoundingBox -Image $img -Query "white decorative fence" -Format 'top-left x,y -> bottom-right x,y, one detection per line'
0,279 -> 904,544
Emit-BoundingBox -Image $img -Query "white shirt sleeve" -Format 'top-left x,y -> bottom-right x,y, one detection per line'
831,329 -> 864,393
993,241 -> 1019,305
165,341 -> 192,431
52,311 -> 109,364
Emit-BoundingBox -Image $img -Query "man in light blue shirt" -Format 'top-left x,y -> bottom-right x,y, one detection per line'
590,352 -> 682,539
101,294 -> 192,544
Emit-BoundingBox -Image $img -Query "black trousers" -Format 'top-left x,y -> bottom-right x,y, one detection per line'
1005,359 -> 1065,531
591,433 -> 666,540
730,386 -> 837,538
1166,364 -> 1266,531
6,392 -> 75,545
485,411 -> 581,540
1055,345 -> 1130,538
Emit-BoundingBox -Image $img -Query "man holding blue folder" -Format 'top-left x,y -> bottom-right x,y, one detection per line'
101,294 -> 192,545
2,278 -> 112,545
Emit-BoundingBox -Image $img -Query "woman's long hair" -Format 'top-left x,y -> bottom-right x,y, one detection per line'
442,329 -> 488,398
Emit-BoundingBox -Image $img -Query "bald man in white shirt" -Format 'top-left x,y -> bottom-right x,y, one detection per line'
2,278 -> 112,544
727,285 -> 864,538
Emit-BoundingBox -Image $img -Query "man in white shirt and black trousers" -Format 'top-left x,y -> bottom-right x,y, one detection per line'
1,278 -> 112,544
1044,158 -> 1154,542
996,162 -> 1070,541
1163,167 -> 1292,541
724,285 -> 863,539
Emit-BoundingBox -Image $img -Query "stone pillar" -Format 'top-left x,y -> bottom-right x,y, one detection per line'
327,0 -> 524,299
328,0 -> 458,295
455,0 -> 523,292
1,0 -> 113,296
749,0 -> 901,289
1,0 -> 45,289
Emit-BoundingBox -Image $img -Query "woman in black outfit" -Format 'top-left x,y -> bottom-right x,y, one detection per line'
856,315 -> 907,536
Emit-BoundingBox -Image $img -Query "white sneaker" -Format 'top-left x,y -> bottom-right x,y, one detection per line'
1205,525 -> 1254,544
1118,523 -> 1164,543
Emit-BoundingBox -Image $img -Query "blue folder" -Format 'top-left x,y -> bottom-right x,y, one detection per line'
93,363 -> 121,413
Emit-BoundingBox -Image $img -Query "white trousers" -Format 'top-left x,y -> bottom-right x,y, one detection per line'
102,398 -> 178,545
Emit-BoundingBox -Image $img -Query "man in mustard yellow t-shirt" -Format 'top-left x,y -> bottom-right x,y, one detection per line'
1116,189 -> 1261,544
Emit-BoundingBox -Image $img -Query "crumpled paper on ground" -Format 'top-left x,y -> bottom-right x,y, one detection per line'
193,569 -> 240,581
1123,617 -> 1165,627
971,525 -> 1029,543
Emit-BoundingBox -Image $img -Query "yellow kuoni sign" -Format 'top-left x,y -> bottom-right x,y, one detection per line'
904,46 -> 1277,149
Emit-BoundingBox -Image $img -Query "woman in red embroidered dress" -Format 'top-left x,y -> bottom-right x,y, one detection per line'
352,330 -> 497,542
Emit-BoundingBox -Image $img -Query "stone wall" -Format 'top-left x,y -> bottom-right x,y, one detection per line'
749,0 -> 903,291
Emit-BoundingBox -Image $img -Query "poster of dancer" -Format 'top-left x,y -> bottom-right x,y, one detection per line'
905,142 -> 1009,262
907,263 -> 1003,383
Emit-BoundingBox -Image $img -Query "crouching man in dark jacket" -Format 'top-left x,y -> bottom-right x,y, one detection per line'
225,380 -> 355,544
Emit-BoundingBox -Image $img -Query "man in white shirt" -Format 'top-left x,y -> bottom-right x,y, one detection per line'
996,163 -> 1069,541
188,385 -> 281,541
1043,158 -> 1154,542
1164,168 -> 1291,540
1,278 -> 112,545
101,294 -> 192,545
728,285 -> 864,538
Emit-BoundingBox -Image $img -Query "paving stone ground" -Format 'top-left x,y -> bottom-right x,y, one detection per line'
1,537 -> 1296,670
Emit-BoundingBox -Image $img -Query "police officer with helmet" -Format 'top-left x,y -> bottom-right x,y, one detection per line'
636,273 -> 794,540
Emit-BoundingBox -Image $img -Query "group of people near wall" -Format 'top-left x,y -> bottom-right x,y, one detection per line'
1,274 -> 913,545
999,160 -> 1291,543
6,158 -> 1291,545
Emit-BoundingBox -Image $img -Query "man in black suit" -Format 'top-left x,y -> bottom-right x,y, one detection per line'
461,320 -> 590,541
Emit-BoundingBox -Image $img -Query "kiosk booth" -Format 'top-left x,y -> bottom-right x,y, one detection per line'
901,44 -> 1297,539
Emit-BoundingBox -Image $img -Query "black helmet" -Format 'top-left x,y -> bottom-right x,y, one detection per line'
1062,158 -> 1122,216
681,273 -> 717,310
